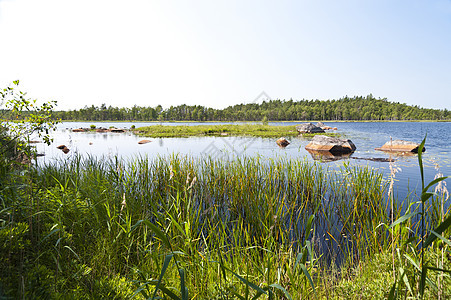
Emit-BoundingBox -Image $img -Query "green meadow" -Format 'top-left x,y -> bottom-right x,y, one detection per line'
134,124 -> 338,138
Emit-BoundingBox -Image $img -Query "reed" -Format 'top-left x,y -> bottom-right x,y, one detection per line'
0,153 -> 449,298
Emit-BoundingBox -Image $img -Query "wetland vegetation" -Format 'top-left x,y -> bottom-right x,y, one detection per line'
133,124 -> 338,138
1,82 -> 450,299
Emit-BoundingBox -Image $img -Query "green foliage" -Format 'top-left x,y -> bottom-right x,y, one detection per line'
49,95 -> 450,121
0,154 -> 395,298
386,136 -> 451,299
0,80 -> 59,164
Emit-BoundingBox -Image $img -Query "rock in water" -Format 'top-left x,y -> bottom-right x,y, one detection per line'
56,145 -> 66,149
110,128 -> 125,133
296,123 -> 325,134
276,138 -> 290,147
375,140 -> 425,153
138,139 -> 152,144
305,135 -> 356,155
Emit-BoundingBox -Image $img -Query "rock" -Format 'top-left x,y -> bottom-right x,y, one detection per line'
305,135 -> 356,155
138,139 -> 152,144
296,123 -> 325,134
375,140 -> 425,153
96,128 -> 108,133
56,145 -> 70,154
321,126 -> 333,130
316,122 -> 325,128
220,132 -> 228,136
72,128 -> 85,132
110,128 -> 125,133
56,144 -> 70,154
89,142 -> 93,145
276,137 -> 290,147
333,127 -> 338,130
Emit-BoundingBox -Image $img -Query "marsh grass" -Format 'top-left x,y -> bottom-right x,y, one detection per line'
0,153 -> 449,298
134,124 -> 339,138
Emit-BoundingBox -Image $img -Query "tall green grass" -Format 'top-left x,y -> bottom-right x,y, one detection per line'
0,154 -> 449,298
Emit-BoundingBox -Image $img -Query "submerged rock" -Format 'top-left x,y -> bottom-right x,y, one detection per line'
375,140 -> 425,153
305,135 -> 356,155
296,123 -> 325,134
276,137 -> 290,147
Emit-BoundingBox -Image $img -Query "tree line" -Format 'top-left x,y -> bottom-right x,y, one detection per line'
4,94 -> 450,121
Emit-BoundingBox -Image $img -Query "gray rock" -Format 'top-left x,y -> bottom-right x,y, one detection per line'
296,123 -> 325,134
305,135 -> 356,155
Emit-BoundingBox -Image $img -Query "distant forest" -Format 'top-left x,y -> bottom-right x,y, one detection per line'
43,95 -> 451,121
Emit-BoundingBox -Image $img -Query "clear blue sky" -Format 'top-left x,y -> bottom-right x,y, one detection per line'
1,0 -> 450,110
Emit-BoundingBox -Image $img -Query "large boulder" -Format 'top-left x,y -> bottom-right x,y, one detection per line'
375,140 -> 425,153
305,135 -> 356,155
296,123 -> 325,134
276,137 -> 290,147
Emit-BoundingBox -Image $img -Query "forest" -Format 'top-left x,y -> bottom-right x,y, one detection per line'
46,94 -> 450,122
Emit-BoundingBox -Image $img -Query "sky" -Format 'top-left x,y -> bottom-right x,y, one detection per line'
0,0 -> 450,111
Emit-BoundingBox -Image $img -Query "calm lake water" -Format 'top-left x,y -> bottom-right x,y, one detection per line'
35,121 -> 451,203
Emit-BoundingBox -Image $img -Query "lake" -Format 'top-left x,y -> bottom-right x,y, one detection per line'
35,121 -> 451,202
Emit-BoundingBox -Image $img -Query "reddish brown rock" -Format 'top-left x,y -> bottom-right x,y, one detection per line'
72,128 -> 85,132
375,140 -> 425,153
276,137 -> 290,147
57,145 -> 70,154
138,139 -> 152,144
305,135 -> 356,155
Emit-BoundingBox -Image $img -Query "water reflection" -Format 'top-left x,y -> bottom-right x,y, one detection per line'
306,149 -> 352,162
34,121 -> 451,202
